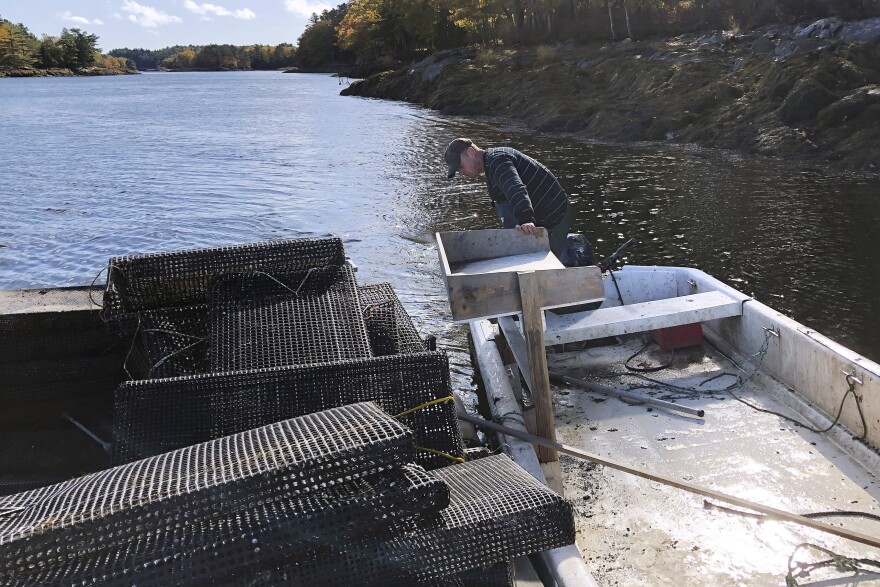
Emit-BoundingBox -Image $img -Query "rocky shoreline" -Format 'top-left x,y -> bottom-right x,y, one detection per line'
343,17 -> 880,172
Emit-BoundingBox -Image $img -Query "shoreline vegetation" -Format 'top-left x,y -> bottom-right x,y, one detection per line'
343,18 -> 880,171
0,14 -> 296,77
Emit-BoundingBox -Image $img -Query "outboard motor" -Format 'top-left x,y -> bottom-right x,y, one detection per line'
559,233 -> 596,268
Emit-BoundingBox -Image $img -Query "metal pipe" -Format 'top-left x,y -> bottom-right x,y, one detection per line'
549,371 -> 705,418
62,413 -> 112,454
457,411 -> 880,550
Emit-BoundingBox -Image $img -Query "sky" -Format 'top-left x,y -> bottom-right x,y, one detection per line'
0,0 -> 335,51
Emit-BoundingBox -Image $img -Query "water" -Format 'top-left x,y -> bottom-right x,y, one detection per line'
2,72 -> 879,394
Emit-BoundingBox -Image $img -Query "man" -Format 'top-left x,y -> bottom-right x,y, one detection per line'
445,138 -> 572,258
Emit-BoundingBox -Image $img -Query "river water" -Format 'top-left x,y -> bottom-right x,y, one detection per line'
1,72 -> 879,394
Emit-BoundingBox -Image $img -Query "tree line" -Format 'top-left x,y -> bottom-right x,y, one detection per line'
1,14 -> 296,73
0,16 -> 129,70
294,0 -> 880,69
109,44 -> 296,71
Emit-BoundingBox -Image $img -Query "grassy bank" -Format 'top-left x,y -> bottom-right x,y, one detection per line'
343,21 -> 880,172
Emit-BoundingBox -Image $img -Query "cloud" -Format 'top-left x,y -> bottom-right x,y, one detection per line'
184,1 -> 256,20
284,0 -> 331,18
121,0 -> 182,28
58,11 -> 103,25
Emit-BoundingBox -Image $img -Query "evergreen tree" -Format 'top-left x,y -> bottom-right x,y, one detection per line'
58,28 -> 99,69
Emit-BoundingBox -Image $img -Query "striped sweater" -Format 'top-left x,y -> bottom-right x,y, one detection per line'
483,147 -> 569,227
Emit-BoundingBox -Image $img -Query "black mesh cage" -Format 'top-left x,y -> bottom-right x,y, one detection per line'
113,351 -> 464,470
102,238 -> 346,317
210,266 -> 372,371
126,304 -> 210,379
0,402 -> 451,587
359,283 -> 429,356
225,454 -> 575,586
382,454 -> 576,582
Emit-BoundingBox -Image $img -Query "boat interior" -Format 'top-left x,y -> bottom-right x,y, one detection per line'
475,265 -> 880,585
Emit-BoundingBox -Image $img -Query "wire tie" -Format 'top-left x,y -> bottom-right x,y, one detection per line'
393,396 -> 454,419
413,445 -> 465,463
295,267 -> 317,295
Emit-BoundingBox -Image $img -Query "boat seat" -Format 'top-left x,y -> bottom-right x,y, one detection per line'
543,290 -> 742,345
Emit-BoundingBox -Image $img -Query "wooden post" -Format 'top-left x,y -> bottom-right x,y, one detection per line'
516,270 -> 558,463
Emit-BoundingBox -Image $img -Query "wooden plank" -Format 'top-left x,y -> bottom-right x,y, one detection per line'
517,271 -> 558,464
436,229 -> 604,322
451,251 -> 563,275
437,228 -> 551,265
445,265 -> 604,323
545,290 -> 742,345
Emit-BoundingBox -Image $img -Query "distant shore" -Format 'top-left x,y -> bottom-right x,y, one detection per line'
342,18 -> 880,172
0,66 -> 137,78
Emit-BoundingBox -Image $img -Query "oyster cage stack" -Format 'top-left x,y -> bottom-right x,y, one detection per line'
0,237 -> 578,586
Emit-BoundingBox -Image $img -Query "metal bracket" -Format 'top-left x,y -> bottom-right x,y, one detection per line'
762,326 -> 780,338
842,371 -> 863,386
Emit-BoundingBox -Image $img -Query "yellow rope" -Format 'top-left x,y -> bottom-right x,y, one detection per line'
394,397 -> 463,463
413,445 -> 465,464
393,396 -> 455,419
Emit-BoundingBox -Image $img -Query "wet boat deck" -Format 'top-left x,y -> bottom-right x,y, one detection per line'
546,337 -> 880,586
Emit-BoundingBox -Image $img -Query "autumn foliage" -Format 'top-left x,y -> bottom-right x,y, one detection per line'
296,0 -> 880,68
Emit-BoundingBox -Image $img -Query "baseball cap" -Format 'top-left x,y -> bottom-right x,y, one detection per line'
444,138 -> 474,178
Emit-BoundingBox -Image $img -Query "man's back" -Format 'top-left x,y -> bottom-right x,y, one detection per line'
484,147 -> 568,228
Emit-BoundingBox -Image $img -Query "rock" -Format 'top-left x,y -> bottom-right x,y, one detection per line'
817,85 -> 880,128
772,38 -> 828,59
751,36 -> 775,54
794,18 -> 843,40
778,79 -> 837,123
577,58 -> 591,69
422,63 -> 444,82
731,57 -> 746,73
839,17 -> 880,42
697,31 -> 724,46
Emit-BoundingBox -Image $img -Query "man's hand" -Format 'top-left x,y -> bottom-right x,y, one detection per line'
516,222 -> 538,235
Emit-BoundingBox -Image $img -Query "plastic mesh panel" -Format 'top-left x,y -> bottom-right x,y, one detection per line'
113,352 -> 463,469
382,454 -> 575,582
230,454 -> 574,586
359,283 -> 428,356
102,238 -> 346,316
212,463 -> 450,587
210,266 -> 372,371
0,403 -> 423,586
127,305 -> 210,379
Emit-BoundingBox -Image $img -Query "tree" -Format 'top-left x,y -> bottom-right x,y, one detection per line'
444,0 -> 508,45
337,0 -> 383,58
58,28 -> 99,69
38,35 -> 64,68
0,19 -> 39,67
296,19 -> 338,68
